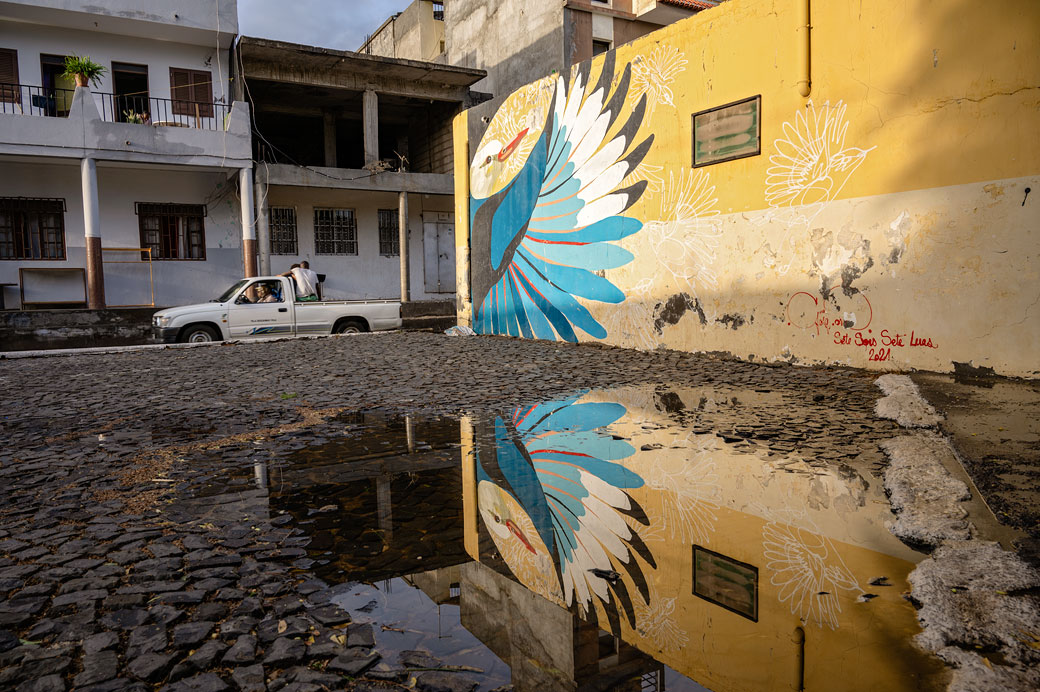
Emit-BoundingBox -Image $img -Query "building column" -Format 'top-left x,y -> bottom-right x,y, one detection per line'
254,177 -> 270,276
81,158 -> 105,309
239,167 -> 257,277
398,191 -> 409,302
363,89 -> 379,168
323,111 -> 338,168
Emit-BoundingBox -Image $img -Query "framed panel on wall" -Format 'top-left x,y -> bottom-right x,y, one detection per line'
693,544 -> 759,621
692,95 -> 761,167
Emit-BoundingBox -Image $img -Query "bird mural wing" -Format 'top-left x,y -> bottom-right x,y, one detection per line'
470,52 -> 654,342
476,393 -> 656,631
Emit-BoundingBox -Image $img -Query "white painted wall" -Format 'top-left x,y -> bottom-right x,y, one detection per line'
0,160 -> 244,309
0,22 -> 231,106
262,186 -> 455,302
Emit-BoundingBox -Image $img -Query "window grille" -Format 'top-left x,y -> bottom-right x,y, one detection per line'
432,2 -> 444,20
269,207 -> 298,255
314,208 -> 357,255
378,209 -> 399,256
0,197 -> 66,260
135,203 -> 206,260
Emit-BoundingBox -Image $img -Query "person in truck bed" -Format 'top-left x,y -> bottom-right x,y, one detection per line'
280,262 -> 319,301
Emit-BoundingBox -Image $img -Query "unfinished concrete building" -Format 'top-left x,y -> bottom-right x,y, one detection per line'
233,37 -> 485,304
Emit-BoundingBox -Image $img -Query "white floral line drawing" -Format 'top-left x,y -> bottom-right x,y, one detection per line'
755,100 -> 876,275
758,506 -> 865,630
632,45 -> 688,118
642,431 -> 721,545
634,581 -> 689,653
640,167 -> 723,307
601,278 -> 658,351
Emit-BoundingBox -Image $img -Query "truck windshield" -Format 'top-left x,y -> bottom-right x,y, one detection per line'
214,279 -> 249,303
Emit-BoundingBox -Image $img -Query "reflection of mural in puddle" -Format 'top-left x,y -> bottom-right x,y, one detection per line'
474,393 -> 655,631
469,386 -> 947,692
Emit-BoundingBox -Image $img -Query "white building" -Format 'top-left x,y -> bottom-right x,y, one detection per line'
0,0 -> 253,310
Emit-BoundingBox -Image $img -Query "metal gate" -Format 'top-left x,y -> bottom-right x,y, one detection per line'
422,213 -> 455,294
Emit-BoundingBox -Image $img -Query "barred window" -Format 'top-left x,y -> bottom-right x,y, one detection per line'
378,209 -> 399,256
0,197 -> 66,260
136,203 -> 206,260
270,207 -> 297,255
314,208 -> 357,255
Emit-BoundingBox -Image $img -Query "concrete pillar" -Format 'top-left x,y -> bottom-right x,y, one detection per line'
239,167 -> 257,277
254,177 -> 270,276
398,191 -> 409,302
363,89 -> 379,167
322,111 -> 337,168
376,476 -> 393,543
81,158 -> 105,309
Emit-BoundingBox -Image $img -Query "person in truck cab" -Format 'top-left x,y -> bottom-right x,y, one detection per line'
256,282 -> 281,303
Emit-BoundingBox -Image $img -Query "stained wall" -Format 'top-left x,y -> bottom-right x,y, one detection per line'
454,0 -> 1040,377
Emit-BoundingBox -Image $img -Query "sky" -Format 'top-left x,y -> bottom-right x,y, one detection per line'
238,0 -> 414,52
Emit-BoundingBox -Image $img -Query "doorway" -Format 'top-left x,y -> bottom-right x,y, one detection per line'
39,54 -> 74,117
422,212 -> 455,294
112,62 -> 149,123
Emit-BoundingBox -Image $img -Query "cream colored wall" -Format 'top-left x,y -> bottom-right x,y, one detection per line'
456,0 -> 1040,377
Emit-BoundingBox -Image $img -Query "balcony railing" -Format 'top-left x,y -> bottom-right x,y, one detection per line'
0,83 -> 230,131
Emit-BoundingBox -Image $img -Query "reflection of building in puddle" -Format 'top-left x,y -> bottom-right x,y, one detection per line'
271,412 -> 470,582
465,387 -> 947,692
457,560 -> 695,692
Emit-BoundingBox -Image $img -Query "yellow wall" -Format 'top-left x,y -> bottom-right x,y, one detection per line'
456,0 -> 1040,376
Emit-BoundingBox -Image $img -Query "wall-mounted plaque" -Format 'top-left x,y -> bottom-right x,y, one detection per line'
692,95 -> 761,167
693,545 -> 759,621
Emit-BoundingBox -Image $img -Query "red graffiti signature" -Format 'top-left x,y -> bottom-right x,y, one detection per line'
784,288 -> 873,335
785,289 -> 939,356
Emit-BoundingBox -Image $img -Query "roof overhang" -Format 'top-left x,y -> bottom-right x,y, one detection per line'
237,36 -> 486,103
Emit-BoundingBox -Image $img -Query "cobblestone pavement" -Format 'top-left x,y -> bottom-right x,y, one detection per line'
0,332 -> 1018,691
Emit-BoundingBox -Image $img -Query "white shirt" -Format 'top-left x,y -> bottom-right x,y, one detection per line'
291,267 -> 319,297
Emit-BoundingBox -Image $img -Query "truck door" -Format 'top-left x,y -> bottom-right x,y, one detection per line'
227,279 -> 293,338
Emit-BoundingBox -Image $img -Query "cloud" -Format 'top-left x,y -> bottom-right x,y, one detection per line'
238,0 -> 413,52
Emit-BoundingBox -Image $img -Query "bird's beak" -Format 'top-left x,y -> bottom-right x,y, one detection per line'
506,519 -> 537,554
498,128 -> 529,162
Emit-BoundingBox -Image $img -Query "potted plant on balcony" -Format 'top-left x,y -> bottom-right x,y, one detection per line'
123,110 -> 149,125
61,55 -> 106,88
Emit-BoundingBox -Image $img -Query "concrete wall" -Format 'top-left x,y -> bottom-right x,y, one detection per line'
0,160 -> 244,309
261,185 -> 455,302
360,1 -> 444,63
445,0 -> 565,97
455,0 -> 1040,378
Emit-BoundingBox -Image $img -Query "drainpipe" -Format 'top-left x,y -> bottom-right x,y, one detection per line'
796,0 -> 812,98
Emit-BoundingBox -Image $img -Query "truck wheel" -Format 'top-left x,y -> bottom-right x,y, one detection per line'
180,325 -> 220,343
334,319 -> 367,334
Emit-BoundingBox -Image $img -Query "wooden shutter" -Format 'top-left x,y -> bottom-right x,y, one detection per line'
191,70 -> 213,118
170,67 -> 192,116
0,49 -> 19,103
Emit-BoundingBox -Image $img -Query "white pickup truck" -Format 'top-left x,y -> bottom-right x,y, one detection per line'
151,276 -> 401,343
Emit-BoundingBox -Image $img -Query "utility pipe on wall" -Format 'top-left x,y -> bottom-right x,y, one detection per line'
796,0 -> 812,98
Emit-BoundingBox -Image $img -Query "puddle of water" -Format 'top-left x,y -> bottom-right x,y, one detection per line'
174,388 -> 947,692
